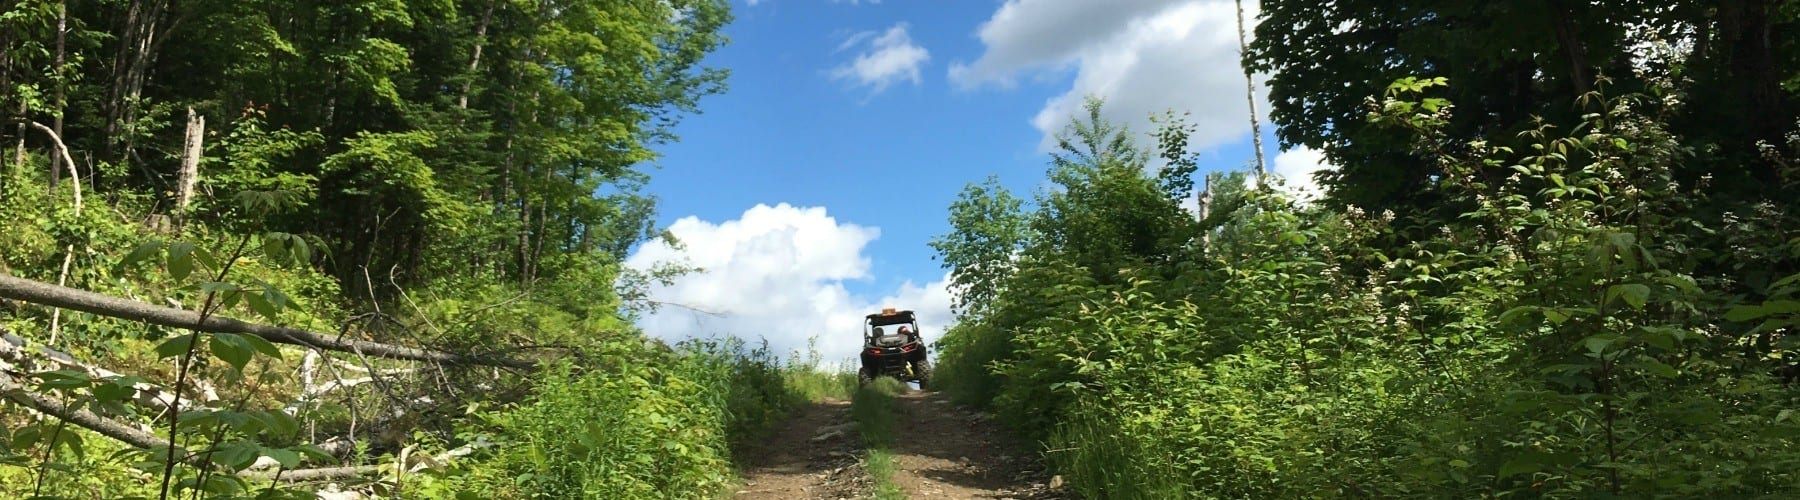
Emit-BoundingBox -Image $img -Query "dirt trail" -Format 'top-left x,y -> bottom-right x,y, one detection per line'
884,389 -> 1063,499
734,390 -> 1066,500
734,397 -> 870,499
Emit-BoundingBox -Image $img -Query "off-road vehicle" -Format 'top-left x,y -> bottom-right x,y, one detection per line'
858,308 -> 931,387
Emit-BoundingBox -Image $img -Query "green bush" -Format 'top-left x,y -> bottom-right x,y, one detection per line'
930,85 -> 1800,498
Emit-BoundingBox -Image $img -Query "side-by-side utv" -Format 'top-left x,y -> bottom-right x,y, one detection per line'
858,308 -> 931,388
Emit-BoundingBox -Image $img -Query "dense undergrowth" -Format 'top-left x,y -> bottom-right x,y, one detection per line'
0,0 -> 811,497
0,155 -> 849,497
930,82 -> 1800,498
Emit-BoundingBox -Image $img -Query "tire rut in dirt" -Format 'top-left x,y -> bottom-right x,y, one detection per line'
886,389 -> 1069,499
734,398 -> 870,500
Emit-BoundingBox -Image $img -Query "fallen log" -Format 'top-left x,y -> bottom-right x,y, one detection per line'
0,371 -> 446,483
0,274 -> 533,369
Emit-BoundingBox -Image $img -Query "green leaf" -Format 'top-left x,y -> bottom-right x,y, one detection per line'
154,334 -> 198,359
1608,283 -> 1650,309
210,442 -> 260,469
239,333 -> 282,360
191,246 -> 219,272
117,241 -> 164,269
33,370 -> 93,389
245,292 -> 279,322
262,233 -> 290,264
13,425 -> 42,449
1765,300 -> 1800,316
1498,306 -> 1533,325
294,444 -> 336,464
1635,356 -> 1679,379
1544,309 -> 1570,325
51,429 -> 84,459
291,236 -> 312,264
1656,275 -> 1702,296
209,333 -> 254,372
1580,334 -> 1622,355
265,448 -> 302,469
1639,326 -> 1686,351
1726,305 -> 1767,322
91,381 -> 136,403
167,242 -> 196,280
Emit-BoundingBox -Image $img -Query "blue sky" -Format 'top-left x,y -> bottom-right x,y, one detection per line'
625,0 -> 1332,363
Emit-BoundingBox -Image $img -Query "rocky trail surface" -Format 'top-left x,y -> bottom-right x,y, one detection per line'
733,389 -> 1068,499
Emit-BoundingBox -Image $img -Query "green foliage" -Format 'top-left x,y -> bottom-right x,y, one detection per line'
930,176 -> 1027,315
932,79 -> 1800,498
407,337 -> 838,498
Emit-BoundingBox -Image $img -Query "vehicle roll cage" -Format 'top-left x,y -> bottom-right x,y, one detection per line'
864,308 -> 919,340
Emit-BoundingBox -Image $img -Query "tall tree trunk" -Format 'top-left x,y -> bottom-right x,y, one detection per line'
1549,0 -> 1593,96
460,0 -> 499,109
52,0 -> 67,188
1234,0 -> 1267,182
4,3 -> 19,186
104,0 -> 171,163
517,173 -> 531,285
1721,0 -> 1781,138
12,102 -> 25,180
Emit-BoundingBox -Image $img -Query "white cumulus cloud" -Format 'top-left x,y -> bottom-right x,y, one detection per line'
1272,146 -> 1333,201
952,0 -> 1270,153
624,203 -> 954,368
831,23 -> 930,94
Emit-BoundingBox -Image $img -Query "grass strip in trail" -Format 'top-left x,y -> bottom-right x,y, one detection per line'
852,378 -> 908,500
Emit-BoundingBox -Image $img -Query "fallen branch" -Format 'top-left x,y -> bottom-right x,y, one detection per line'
27,121 -> 81,215
247,439 -> 487,482
0,370 -> 168,451
1,331 -> 216,414
0,274 -> 534,368
0,370 -> 459,482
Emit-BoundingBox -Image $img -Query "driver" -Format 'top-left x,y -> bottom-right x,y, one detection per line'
898,326 -> 914,340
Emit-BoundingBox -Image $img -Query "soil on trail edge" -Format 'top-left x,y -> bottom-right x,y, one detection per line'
886,389 -> 1066,499
734,398 -> 869,499
734,390 -> 1068,500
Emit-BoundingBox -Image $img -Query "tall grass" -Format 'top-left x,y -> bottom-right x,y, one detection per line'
852,377 -> 908,500
1044,407 -> 1186,499
412,335 -> 853,498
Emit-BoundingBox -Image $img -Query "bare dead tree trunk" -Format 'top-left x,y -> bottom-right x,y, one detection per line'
175,107 -> 205,217
1234,0 -> 1267,183
1198,173 -> 1213,247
